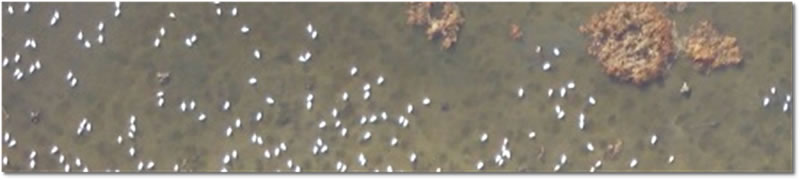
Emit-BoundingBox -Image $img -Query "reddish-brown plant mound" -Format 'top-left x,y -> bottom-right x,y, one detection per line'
579,3 -> 675,85
685,20 -> 742,71
407,2 -> 465,50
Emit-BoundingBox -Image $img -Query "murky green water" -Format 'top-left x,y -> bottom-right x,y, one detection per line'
1,2 -> 793,173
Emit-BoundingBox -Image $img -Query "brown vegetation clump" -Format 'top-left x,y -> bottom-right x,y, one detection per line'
579,3 -> 676,85
407,2 -> 465,50
663,2 -> 688,13
509,23 -> 522,41
684,20 -> 742,71
406,2 -> 431,26
605,139 -> 624,159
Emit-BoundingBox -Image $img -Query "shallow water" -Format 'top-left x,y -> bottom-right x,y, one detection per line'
0,2 -> 793,173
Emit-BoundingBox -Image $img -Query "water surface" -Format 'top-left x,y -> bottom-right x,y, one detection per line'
1,2 -> 793,172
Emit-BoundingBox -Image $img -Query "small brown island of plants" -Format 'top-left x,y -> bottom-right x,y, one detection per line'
684,20 -> 743,72
407,2 -> 465,50
579,3 -> 676,85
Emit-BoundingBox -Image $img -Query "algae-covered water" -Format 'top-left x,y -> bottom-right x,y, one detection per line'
0,2 -> 793,173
